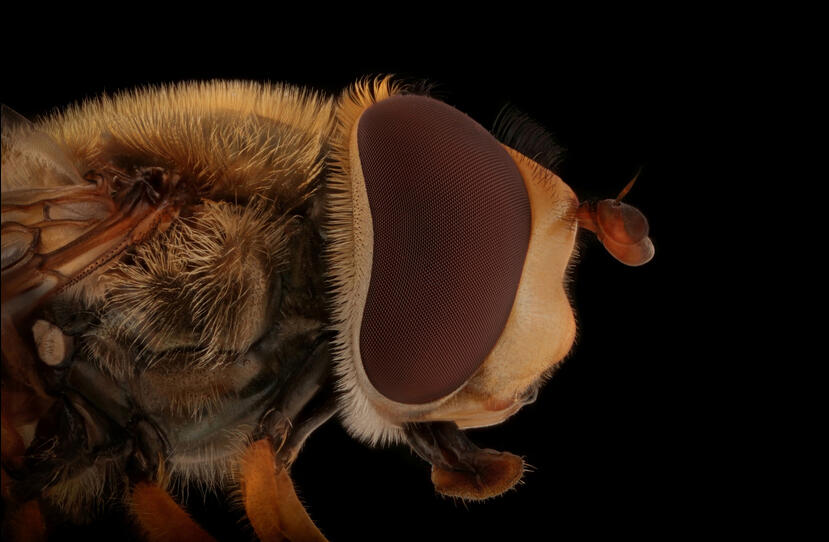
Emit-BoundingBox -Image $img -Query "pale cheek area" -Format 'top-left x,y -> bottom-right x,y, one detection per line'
420,149 -> 578,429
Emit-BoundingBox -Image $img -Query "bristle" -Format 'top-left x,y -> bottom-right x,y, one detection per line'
165,427 -> 253,500
41,460 -> 126,524
26,80 -> 336,319
492,105 -> 566,177
322,76 -> 408,447
36,81 -> 336,206
130,482 -> 216,542
102,199 -> 293,371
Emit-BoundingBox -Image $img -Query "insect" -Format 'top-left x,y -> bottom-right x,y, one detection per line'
1,76 -> 654,541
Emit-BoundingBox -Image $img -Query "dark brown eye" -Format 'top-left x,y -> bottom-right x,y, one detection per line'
355,94 -> 531,404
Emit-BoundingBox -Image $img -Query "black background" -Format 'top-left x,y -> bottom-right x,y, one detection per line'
1,25 -> 752,541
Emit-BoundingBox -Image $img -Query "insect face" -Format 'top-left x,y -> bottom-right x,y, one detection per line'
328,83 -> 581,441
417,146 -> 580,431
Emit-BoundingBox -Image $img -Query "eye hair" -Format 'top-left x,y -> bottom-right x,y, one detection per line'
324,75 -> 409,448
492,105 -> 566,176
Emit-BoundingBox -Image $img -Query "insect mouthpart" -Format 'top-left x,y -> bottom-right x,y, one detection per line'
403,421 -> 525,501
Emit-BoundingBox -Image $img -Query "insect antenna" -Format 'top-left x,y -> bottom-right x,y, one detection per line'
615,166 -> 643,202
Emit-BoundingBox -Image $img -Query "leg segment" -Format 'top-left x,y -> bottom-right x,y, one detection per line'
130,482 -> 217,542
1,409 -> 26,472
240,439 -> 327,542
276,393 -> 338,468
245,336 -> 336,540
1,379 -> 53,474
2,499 -> 47,542
260,337 -> 332,432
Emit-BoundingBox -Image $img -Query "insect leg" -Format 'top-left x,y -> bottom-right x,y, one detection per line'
0,382 -> 51,541
239,439 -> 328,542
276,390 -> 338,468
242,336 -> 336,540
256,335 -> 335,444
1,377 -> 54,489
1,388 -> 29,474
1,499 -> 47,542
129,482 -> 216,542
1,406 -> 29,507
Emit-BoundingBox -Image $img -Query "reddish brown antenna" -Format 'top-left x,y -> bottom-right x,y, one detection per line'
615,167 -> 641,202
576,169 -> 654,266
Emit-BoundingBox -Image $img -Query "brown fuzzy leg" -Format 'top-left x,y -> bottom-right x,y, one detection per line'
1,410 -> 26,471
1,384 -> 44,542
130,482 -> 217,542
2,386 -> 35,508
240,439 -> 327,542
1,380 -> 54,473
1,465 -> 13,502
3,500 -> 47,542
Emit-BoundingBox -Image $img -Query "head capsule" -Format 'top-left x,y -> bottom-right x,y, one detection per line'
325,77 -> 655,449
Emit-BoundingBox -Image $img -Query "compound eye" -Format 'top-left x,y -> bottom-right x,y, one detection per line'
353,94 -> 531,404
